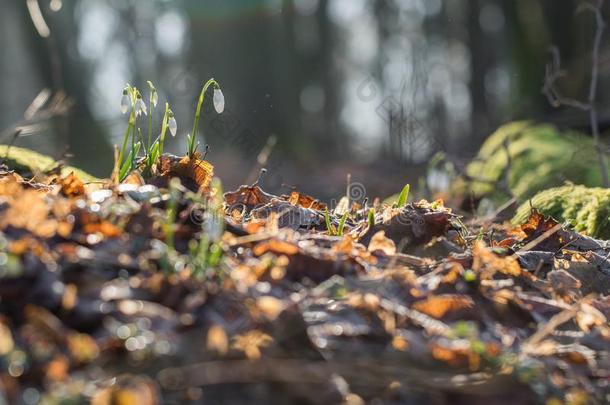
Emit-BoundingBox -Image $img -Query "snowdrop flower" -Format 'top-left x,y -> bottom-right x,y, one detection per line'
147,81 -> 158,107
120,89 -> 131,114
168,111 -> 177,137
213,88 -> 225,113
135,93 -> 147,117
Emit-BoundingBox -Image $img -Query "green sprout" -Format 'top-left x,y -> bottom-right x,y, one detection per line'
324,208 -> 335,235
187,78 -> 224,157
396,184 -> 410,208
368,208 -> 375,228
337,211 -> 348,236
324,209 -> 349,237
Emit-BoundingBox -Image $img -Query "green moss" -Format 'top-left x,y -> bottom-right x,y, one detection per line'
0,145 -> 99,182
513,184 -> 610,239
463,121 -> 608,201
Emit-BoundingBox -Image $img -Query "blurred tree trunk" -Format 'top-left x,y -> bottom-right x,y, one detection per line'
14,0 -> 113,176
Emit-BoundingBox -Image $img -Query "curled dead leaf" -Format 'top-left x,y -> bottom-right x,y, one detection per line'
154,153 -> 214,194
282,190 -> 327,210
58,172 -> 85,197
224,184 -> 275,210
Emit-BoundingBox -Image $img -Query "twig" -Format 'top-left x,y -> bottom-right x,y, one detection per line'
541,0 -> 610,186
511,222 -> 563,257
586,0 -> 609,186
522,295 -> 594,353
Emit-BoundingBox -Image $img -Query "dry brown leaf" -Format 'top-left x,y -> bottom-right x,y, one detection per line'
81,218 -> 122,238
252,239 -> 299,256
367,230 -> 397,256
0,188 -> 56,237
548,270 -> 582,301
231,330 -> 273,360
0,173 -> 24,196
472,241 -> 522,278
411,294 -> 474,318
62,284 -> 78,310
575,303 -> 607,333
255,296 -> 285,321
67,332 -> 99,363
283,190 -> 327,210
91,375 -> 159,405
121,171 -> 145,186
156,153 -> 214,194
430,343 -> 469,368
45,355 -> 69,382
206,324 -> 229,355
224,184 -> 275,209
0,321 -> 14,355
59,172 -> 85,197
391,336 -> 409,351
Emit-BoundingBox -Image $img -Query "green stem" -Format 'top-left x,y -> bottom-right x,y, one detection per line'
159,103 -> 170,157
117,108 -> 135,176
189,78 -> 219,157
131,116 -> 138,168
148,101 -> 154,151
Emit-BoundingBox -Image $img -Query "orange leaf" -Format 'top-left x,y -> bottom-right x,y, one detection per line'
472,241 -> 522,278
59,173 -> 85,197
283,191 -> 327,210
252,239 -> 299,256
412,294 -> 474,318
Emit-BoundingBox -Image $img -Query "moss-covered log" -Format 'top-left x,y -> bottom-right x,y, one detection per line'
513,184 -> 610,239
462,121 -> 609,202
0,145 -> 99,182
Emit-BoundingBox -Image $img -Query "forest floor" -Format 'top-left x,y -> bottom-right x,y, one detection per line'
0,154 -> 608,405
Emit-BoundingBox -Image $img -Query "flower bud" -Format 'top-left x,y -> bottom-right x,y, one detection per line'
213,88 -> 225,114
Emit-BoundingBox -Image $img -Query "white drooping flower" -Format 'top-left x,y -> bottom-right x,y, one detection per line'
135,96 -> 147,117
147,81 -> 158,107
120,91 -> 131,114
168,113 -> 177,137
213,88 -> 225,113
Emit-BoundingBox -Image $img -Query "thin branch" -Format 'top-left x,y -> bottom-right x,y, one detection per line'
585,0 -> 609,186
541,1 -> 610,187
541,47 -> 590,110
